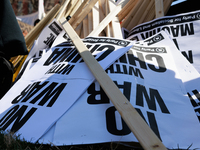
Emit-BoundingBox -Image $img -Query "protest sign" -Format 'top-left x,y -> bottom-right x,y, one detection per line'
142,30 -> 200,123
127,10 -> 200,73
38,31 -> 200,149
0,36 -> 133,142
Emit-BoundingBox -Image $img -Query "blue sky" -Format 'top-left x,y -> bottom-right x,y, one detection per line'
171,0 -> 187,6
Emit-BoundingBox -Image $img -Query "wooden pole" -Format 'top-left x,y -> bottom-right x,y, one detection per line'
137,0 -> 154,25
118,0 -> 139,22
98,0 -> 107,36
88,10 -> 93,34
68,0 -> 90,25
67,0 -> 81,17
105,0 -> 111,37
92,1 -> 100,30
88,0 -> 129,37
108,0 -> 123,38
60,17 -> 168,150
56,0 -> 70,20
71,0 -> 99,29
126,0 -> 150,31
155,0 -> 164,18
83,15 -> 89,37
120,0 -> 143,29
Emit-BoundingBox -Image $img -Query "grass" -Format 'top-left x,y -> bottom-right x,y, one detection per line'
0,129 -> 143,150
0,129 -> 198,150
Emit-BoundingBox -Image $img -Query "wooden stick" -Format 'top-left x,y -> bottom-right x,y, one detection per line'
105,0 -> 111,37
155,0 -> 164,18
92,1 -> 100,30
108,0 -> 123,38
56,0 -> 70,21
120,0 -> 141,29
137,0 -> 154,25
118,0 -> 139,22
64,0 -> 78,17
75,22 -> 83,36
98,0 -> 107,36
68,0 -> 81,17
83,15 -> 89,37
143,0 -> 173,23
126,0 -> 151,31
88,10 -> 93,34
143,2 -> 156,22
88,0 -> 129,37
60,17 -> 168,150
68,0 -> 90,24
71,0 -> 99,29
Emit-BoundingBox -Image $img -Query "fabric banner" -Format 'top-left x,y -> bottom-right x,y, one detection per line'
39,31 -> 200,149
0,35 -> 133,142
127,10 -> 200,73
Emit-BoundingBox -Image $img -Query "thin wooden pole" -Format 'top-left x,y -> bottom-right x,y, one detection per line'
88,0 -> 128,37
88,10 -> 93,34
137,0 -> 154,25
83,15 -> 89,37
67,0 -> 81,17
155,0 -> 164,18
120,0 -> 142,29
126,0 -> 150,31
118,0 -> 139,22
60,17 -> 168,150
71,0 -> 99,29
68,0 -> 90,24
56,0 -> 70,20
108,0 -> 123,38
92,1 -> 100,30
105,0 -> 111,37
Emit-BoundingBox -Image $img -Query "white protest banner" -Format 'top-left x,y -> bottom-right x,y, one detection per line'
142,30 -> 200,123
39,31 -> 200,149
0,36 -> 133,142
127,10 -> 200,73
16,19 -> 63,80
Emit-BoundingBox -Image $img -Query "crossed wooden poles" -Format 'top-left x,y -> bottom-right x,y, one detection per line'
11,0 -> 174,149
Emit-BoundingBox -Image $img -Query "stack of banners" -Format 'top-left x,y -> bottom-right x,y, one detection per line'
127,10 -> 200,73
0,32 -> 133,143
1,19 -> 200,148
37,31 -> 200,149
